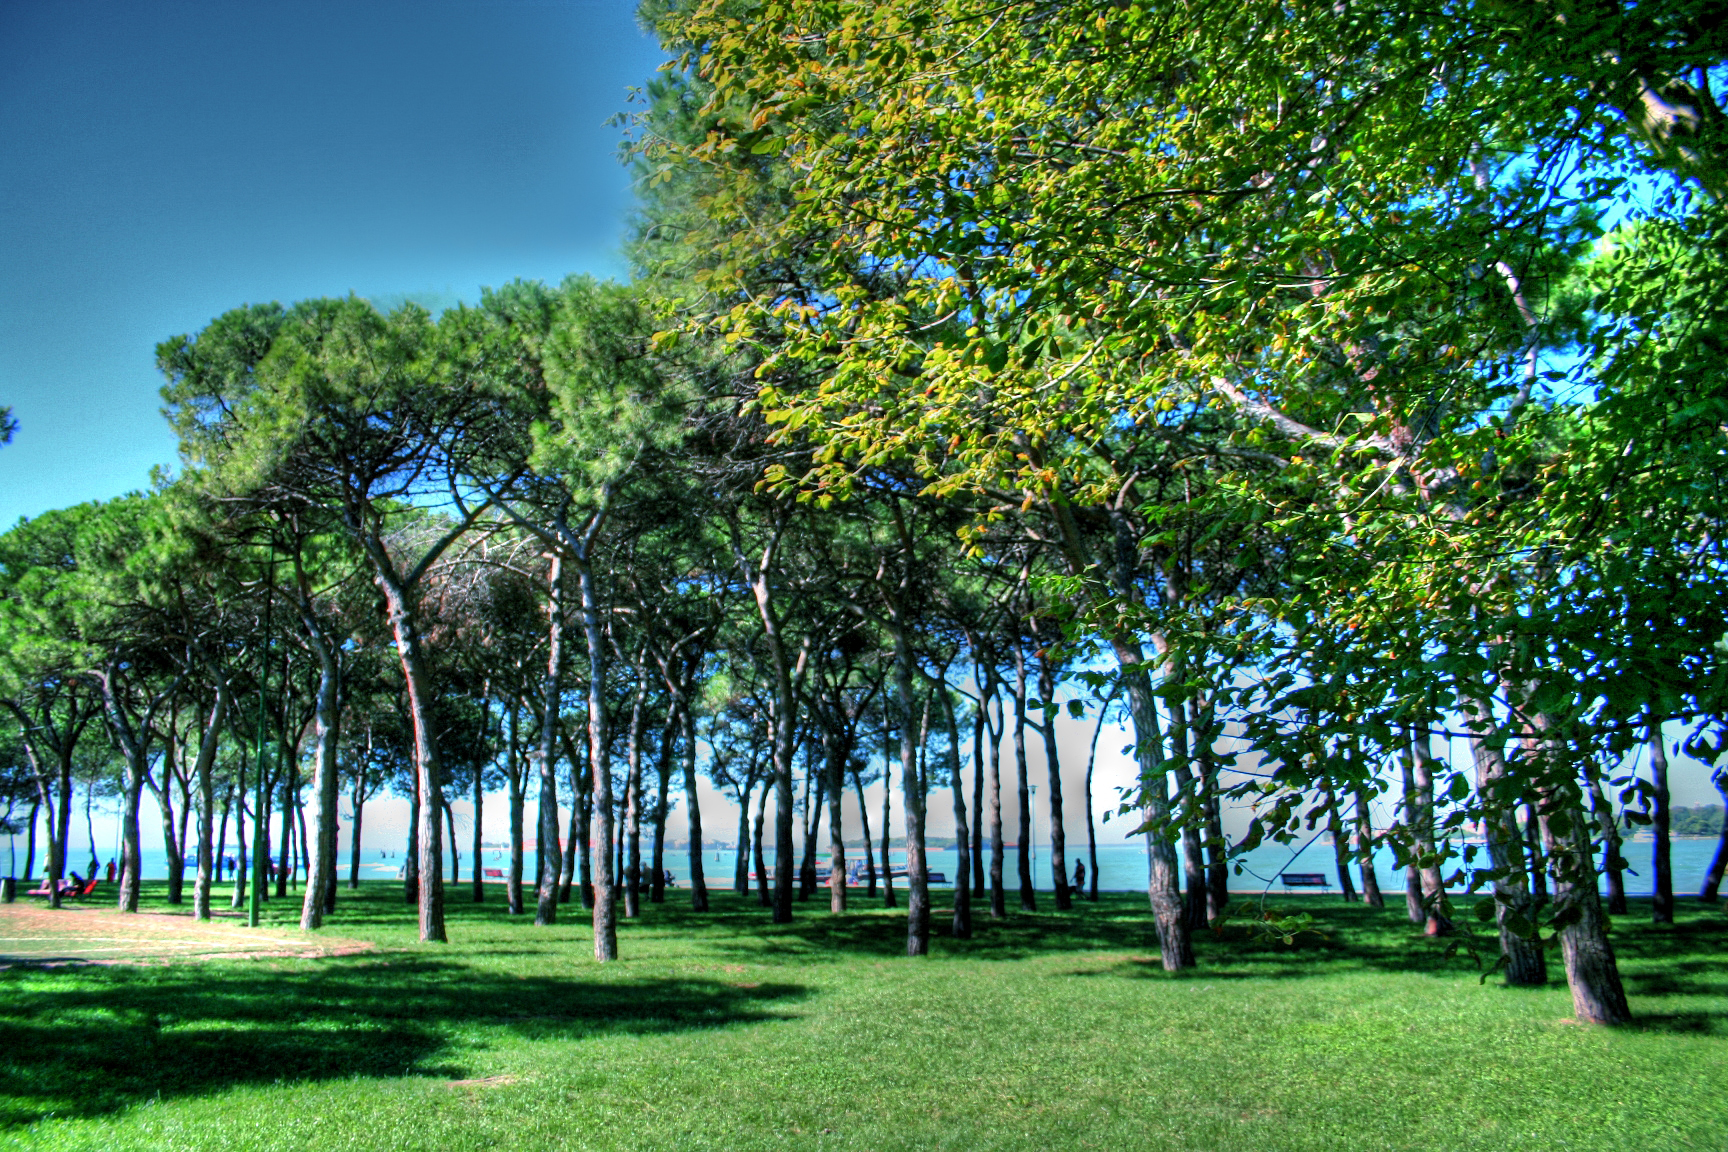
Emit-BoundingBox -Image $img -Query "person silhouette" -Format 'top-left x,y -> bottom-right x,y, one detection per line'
1073,858 -> 1086,891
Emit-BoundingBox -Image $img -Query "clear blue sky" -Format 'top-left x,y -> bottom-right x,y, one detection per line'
0,0 -> 667,525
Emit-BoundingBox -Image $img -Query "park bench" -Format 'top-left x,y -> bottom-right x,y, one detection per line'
484,868 -> 504,879
1280,872 -> 1329,891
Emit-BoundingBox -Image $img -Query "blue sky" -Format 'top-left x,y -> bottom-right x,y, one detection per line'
0,0 -> 667,525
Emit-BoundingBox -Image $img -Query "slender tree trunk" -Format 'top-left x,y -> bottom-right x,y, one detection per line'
1523,801 -> 1549,905
566,769 -> 586,906
880,732 -> 897,909
895,626 -> 929,956
736,781 -> 753,896
1122,665 -> 1193,970
534,556 -> 565,927
193,685 -> 226,922
1011,643 -> 1034,911
404,783 -> 419,906
471,755 -> 484,905
1539,793 -> 1632,1024
852,767 -> 875,896
231,756 -> 246,910
574,538 -> 616,960
23,798 -> 38,880
1323,779 -> 1358,903
1408,724 -> 1450,934
444,801 -> 460,885
1398,739 -> 1424,923
623,677 -> 647,919
971,685 -> 987,899
680,701 -> 708,912
986,691 -> 1005,919
1701,775 -> 1728,902
827,727 -> 847,914
506,705 -> 524,913
1166,687 -> 1208,926
377,576 -> 446,943
300,638 -> 340,929
754,777 -> 771,906
153,763 -> 183,905
275,733 -> 295,899
1648,713 -> 1674,925
799,767 -> 821,899
651,732 -> 672,903
1037,656 -> 1070,911
1467,716 -> 1546,986
941,688 -> 972,938
1354,788 -> 1384,908
1082,698 -> 1106,903
349,779 -> 364,891
1583,762 -> 1627,913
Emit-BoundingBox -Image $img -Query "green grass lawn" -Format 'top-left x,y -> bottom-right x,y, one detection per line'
2,881 -> 1724,1151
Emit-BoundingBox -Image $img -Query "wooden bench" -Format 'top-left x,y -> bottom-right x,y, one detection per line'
1280,872 -> 1329,891
484,868 -> 504,879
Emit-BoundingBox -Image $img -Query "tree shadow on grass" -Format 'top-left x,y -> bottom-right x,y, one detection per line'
0,957 -> 804,1128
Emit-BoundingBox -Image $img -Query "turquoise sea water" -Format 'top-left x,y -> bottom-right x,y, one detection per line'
28,835 -> 1722,899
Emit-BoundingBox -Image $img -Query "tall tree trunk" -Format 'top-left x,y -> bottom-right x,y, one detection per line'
1467,717 -> 1546,986
827,724 -> 847,914
1582,762 -> 1627,913
623,676 -> 647,919
753,778 -> 771,906
276,729 -> 295,899
1398,738 -> 1424,924
1354,788 -> 1384,908
1082,695 -> 1107,904
94,670 -> 150,915
193,685 -> 227,922
506,704 -> 524,913
1408,724 -> 1450,934
880,731 -> 897,909
404,783 -> 419,906
895,625 -> 929,956
651,731 -> 672,903
1011,642 -> 1034,911
1523,801 -> 1549,905
349,777 -> 364,892
471,753 -> 484,905
1036,655 -> 1070,911
1196,698 -> 1227,920
377,576 -> 446,943
574,541 -> 616,961
445,801 -> 460,885
151,759 -> 183,905
1166,685 -> 1208,926
231,755 -> 246,910
23,798 -> 38,880
940,687 -> 972,938
300,635 -> 340,929
971,681 -> 988,899
1122,666 -> 1192,970
852,767 -> 875,897
799,767 -> 821,899
1648,713 -> 1674,925
986,690 -> 1005,919
1701,774 -> 1728,902
534,556 -> 565,927
680,701 -> 708,913
1539,794 -> 1632,1024
736,781 -> 754,896
1323,779 -> 1358,903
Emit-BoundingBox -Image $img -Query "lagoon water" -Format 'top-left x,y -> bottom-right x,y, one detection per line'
75,836 -> 1723,900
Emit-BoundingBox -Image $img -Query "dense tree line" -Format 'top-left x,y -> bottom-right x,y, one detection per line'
3,0 -> 1727,1029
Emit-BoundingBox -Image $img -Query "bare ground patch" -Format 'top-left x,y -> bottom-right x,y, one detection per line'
0,901 -> 374,966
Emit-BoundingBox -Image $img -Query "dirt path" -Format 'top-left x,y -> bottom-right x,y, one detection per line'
0,902 -> 373,966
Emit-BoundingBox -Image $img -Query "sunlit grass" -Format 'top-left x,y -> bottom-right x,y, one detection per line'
3,881 -> 1724,1151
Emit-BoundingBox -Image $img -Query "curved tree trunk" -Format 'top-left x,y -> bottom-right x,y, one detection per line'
940,687 -> 972,938
851,767 -> 875,897
1583,763 -> 1627,913
1121,665 -> 1192,971
753,779 -> 771,906
1648,714 -> 1673,925
534,556 -> 565,927
986,691 -> 1005,919
1011,643 -> 1034,912
680,700 -> 708,913
1467,712 -> 1546,986
193,684 -> 227,922
1354,788 -> 1384,908
1036,656 -> 1070,911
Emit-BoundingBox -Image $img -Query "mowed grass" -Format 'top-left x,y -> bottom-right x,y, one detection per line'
2,879 -> 1724,1152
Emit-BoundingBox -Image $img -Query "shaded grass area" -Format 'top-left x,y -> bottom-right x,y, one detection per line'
2,881 -> 1725,1151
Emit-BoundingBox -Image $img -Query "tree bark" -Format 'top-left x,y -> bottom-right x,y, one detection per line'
940,686 -> 972,938
680,700 -> 708,912
1408,724 -> 1450,934
1648,713 -> 1674,925
986,690 -> 1005,919
534,555 -> 565,927
192,685 -> 227,922
623,673 -> 647,919
1583,762 -> 1626,913
300,631 -> 340,929
573,539 -> 616,960
1124,666 -> 1193,970
1539,794 -> 1632,1024
1082,695 -> 1107,903
880,731 -> 896,909
349,776 -> 365,892
1011,641 -> 1035,912
1702,774 -> 1728,902
852,766 -> 875,897
651,729 -> 672,902
1353,788 -> 1384,908
1467,720 -> 1546,986
971,678 -> 988,899
753,778 -> 771,906
895,624 -> 930,957
377,576 -> 446,943
1036,654 -> 1070,911
826,720 -> 847,914
1322,779 -> 1358,903
506,702 -> 523,913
